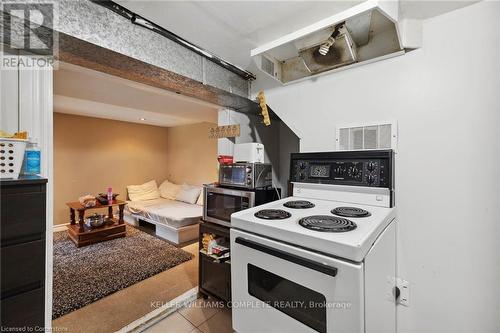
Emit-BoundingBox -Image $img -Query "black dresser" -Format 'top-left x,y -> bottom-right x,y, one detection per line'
1,176 -> 47,330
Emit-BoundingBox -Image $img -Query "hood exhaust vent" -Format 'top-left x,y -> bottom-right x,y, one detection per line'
252,0 -> 409,84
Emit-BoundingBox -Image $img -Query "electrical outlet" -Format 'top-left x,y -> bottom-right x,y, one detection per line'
396,278 -> 410,307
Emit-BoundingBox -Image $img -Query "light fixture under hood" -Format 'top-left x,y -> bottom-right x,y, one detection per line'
298,22 -> 357,75
253,0 -> 411,85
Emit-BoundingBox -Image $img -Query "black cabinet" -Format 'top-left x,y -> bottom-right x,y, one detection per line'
200,255 -> 231,301
198,222 -> 231,302
1,176 -> 47,330
1,288 -> 45,329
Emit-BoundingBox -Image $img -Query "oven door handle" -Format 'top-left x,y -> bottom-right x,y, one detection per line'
235,237 -> 337,277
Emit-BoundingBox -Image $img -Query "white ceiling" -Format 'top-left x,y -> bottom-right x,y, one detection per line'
53,62 -> 218,127
116,0 -> 479,70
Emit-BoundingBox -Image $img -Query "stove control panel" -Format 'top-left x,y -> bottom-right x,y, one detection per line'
290,150 -> 393,188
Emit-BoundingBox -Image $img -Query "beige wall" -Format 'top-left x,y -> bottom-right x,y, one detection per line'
166,122 -> 218,185
54,113 -> 217,225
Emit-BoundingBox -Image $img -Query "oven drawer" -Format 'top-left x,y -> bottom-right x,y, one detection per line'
231,229 -> 364,333
200,255 -> 231,302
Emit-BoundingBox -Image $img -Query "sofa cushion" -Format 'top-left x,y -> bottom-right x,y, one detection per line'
127,180 -> 160,201
176,184 -> 202,204
159,180 -> 181,200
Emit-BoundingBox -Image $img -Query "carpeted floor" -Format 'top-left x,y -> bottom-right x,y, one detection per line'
52,226 -> 194,319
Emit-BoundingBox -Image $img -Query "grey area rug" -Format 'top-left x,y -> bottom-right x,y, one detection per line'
52,226 -> 194,319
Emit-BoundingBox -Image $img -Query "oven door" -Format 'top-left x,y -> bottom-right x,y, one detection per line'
231,229 -> 364,333
203,187 -> 255,227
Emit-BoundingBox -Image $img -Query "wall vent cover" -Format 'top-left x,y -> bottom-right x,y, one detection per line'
336,121 -> 397,151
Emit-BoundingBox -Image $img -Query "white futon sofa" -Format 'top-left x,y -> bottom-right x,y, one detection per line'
124,180 -> 203,245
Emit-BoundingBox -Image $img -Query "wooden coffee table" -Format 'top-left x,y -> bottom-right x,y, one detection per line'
66,200 -> 127,247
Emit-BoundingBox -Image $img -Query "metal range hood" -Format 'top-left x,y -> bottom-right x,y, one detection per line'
252,0 -> 419,84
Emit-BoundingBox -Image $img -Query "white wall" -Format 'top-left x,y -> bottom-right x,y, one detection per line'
22,60 -> 54,332
0,51 -> 19,133
255,2 -> 500,332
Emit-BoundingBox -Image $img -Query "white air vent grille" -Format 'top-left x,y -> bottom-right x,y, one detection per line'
336,122 -> 397,151
261,56 -> 275,77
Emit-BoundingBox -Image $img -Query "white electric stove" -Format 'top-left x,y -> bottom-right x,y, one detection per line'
230,150 -> 397,333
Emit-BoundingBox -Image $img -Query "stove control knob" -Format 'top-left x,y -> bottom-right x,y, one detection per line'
299,162 -> 306,169
367,161 -> 376,171
367,175 -> 375,184
246,178 -> 252,185
246,166 -> 252,172
299,173 -> 306,180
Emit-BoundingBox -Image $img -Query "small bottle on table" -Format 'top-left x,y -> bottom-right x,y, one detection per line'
107,187 -> 113,204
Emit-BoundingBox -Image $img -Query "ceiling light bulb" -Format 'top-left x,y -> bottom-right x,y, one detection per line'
139,117 -> 146,121
319,37 -> 335,56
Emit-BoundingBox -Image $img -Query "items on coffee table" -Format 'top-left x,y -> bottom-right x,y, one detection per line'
96,192 -> 119,205
85,213 -> 111,228
79,194 -> 96,208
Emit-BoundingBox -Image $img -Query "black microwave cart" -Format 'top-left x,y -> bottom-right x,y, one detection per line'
198,221 -> 231,302
199,185 -> 281,303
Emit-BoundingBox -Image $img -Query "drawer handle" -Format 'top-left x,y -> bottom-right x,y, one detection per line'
235,237 -> 337,277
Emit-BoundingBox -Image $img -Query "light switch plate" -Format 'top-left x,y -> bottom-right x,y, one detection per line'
396,278 -> 410,307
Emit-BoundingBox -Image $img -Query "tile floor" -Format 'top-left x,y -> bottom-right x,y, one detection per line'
143,298 -> 233,333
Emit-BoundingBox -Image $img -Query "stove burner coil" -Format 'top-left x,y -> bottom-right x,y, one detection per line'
283,200 -> 315,209
254,209 -> 292,220
331,207 -> 371,218
299,215 -> 357,232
